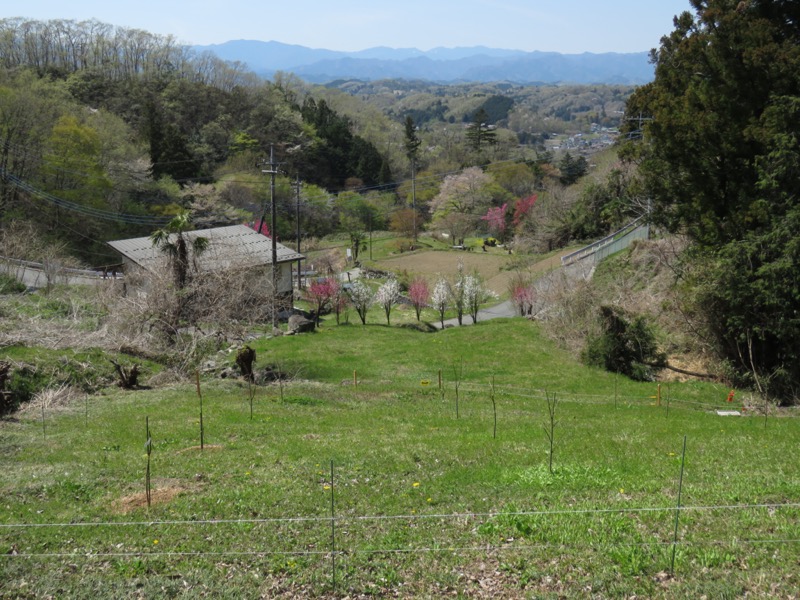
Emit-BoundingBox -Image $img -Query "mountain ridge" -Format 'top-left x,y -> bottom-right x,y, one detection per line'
194,40 -> 653,84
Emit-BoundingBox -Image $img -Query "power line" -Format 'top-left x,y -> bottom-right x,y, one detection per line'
1,168 -> 172,226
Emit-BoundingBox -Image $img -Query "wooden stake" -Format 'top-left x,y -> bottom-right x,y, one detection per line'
195,370 -> 204,451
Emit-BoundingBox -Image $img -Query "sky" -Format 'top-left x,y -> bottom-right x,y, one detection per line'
12,0 -> 693,54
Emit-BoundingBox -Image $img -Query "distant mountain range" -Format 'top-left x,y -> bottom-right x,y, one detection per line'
193,40 -> 654,85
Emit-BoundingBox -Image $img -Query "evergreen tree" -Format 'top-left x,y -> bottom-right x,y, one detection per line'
465,108 -> 497,151
623,0 -> 800,402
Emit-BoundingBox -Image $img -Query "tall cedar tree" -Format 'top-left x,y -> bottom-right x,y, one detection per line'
623,0 -> 800,402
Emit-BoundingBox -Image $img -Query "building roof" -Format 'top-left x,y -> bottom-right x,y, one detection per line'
108,225 -> 303,272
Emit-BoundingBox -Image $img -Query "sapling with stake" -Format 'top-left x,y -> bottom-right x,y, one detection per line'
195,370 -> 204,450
145,416 -> 152,508
543,390 -> 559,474
247,378 -> 256,420
490,375 -> 497,439
452,357 -> 464,419
277,361 -> 285,403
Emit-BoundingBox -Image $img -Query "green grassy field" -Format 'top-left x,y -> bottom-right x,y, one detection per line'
1,319 -> 799,598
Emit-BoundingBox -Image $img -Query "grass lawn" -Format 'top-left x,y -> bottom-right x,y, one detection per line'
1,320 -> 799,598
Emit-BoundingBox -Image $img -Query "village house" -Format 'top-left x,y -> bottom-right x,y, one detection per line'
108,224 -> 304,302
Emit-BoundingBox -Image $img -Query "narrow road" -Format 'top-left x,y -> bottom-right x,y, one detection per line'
433,299 -> 517,329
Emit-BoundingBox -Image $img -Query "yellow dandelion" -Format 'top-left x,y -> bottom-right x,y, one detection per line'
412,482 -> 420,488
427,497 -> 432,503
153,539 -> 159,545
323,485 -> 331,490
619,488 -> 625,494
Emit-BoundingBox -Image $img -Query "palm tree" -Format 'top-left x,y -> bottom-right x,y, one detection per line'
149,211 -> 208,289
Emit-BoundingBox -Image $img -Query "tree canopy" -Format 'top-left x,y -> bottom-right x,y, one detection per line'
623,0 -> 800,402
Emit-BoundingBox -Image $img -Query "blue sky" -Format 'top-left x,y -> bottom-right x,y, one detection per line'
13,0 -> 692,54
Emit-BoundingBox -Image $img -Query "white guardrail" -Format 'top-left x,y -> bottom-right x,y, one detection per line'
0,254 -> 123,288
560,216 -> 649,267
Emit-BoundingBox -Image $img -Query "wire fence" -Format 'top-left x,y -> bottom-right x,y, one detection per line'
3,374 -> 797,582
3,500 -> 799,561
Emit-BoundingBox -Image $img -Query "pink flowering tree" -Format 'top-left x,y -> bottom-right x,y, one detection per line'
480,203 -> 508,241
305,277 -> 339,326
508,273 -> 537,317
408,277 -> 430,321
332,283 -> 350,325
246,220 -> 270,237
513,283 -> 536,316
512,194 -> 537,229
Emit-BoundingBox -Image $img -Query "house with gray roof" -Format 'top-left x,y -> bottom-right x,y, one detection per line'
108,224 -> 304,298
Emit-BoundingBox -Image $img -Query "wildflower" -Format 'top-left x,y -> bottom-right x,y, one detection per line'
619,488 -> 625,494
323,485 -> 331,490
153,539 -> 159,545
412,482 -> 420,488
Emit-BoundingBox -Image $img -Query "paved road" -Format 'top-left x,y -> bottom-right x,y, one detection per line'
433,299 -> 517,329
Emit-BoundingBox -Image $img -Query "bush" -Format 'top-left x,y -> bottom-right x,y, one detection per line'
1,364 -> 49,416
584,306 -> 666,381
0,273 -> 26,295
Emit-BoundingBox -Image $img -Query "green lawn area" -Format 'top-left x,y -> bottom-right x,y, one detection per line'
1,320 -> 798,598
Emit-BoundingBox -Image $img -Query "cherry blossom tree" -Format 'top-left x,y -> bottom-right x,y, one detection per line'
305,277 -> 339,326
512,194 -> 537,229
481,203 -> 508,241
510,279 -> 537,317
374,277 -> 401,325
348,280 -> 373,325
462,274 -> 498,324
431,276 -> 452,329
408,277 -> 430,321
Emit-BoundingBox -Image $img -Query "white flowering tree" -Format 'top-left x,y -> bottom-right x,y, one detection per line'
431,276 -> 452,329
374,277 -> 401,325
463,274 -> 498,323
451,261 -> 467,325
348,280 -> 373,325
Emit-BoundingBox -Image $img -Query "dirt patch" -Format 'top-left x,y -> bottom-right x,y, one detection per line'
380,250 -> 510,279
379,249 -> 572,295
112,480 -> 187,514
176,444 -> 224,454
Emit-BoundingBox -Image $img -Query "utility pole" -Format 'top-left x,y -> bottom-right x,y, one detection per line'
260,145 -> 280,327
625,112 -> 653,141
293,175 -> 302,290
411,156 -> 417,244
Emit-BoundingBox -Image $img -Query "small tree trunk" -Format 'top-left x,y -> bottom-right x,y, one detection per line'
110,360 -> 140,389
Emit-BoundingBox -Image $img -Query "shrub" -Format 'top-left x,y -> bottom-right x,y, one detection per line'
1,364 -> 49,416
0,273 -> 26,295
583,306 -> 666,381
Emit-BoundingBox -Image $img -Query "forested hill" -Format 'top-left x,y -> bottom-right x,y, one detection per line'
194,40 -> 653,85
0,18 -> 636,261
